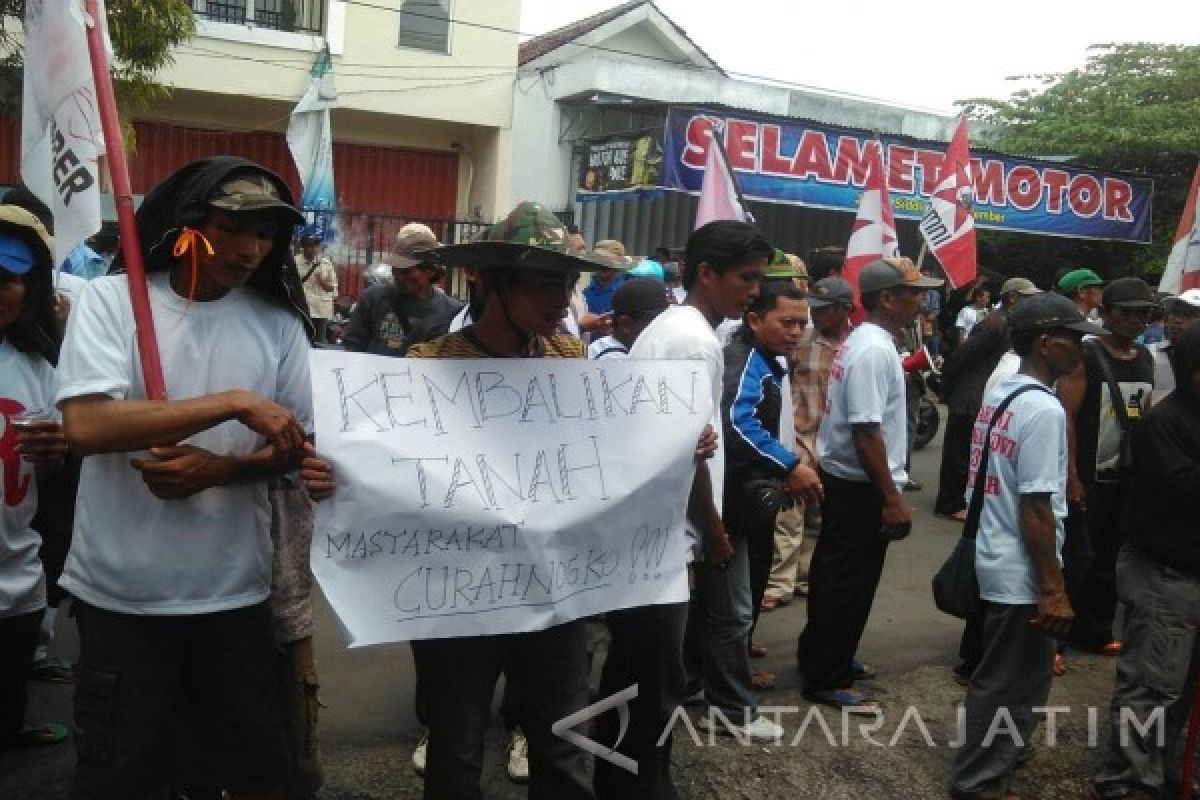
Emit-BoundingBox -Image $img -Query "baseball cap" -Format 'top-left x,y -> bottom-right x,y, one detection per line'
0,232 -> 37,276
385,224 -> 441,270
806,277 -> 854,309
858,257 -> 944,294
207,170 -> 303,224
1166,288 -> 1200,313
1000,277 -> 1041,296
613,277 -> 669,318
1102,276 -> 1157,308
1057,268 -> 1104,294
1008,292 -> 1107,335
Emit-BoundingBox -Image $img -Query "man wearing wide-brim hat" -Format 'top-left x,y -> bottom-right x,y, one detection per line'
404,202 -> 596,800
343,223 -> 464,356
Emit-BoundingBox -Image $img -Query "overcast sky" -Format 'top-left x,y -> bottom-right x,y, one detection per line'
519,0 -> 1197,114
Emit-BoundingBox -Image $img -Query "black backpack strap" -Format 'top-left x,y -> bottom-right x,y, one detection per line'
1084,338 -> 1132,434
963,382 -> 1054,540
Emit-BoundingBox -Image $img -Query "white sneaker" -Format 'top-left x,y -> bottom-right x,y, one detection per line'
506,728 -> 529,784
411,731 -> 428,777
697,712 -> 784,743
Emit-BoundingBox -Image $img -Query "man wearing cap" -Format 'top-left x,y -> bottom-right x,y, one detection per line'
950,293 -> 1100,800
343,223 -> 463,356
582,239 -> 628,316
586,276 -> 669,359
297,230 -> 337,344
402,202 -> 595,800
1057,276 -> 1156,657
1149,289 -> 1200,404
796,257 -> 942,712
935,277 -> 1041,524
53,157 -> 334,798
1089,324 -> 1200,800
767,277 -> 854,603
1058,268 -> 1105,320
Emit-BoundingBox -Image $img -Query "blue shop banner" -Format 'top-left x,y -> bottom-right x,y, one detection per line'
660,107 -> 1153,243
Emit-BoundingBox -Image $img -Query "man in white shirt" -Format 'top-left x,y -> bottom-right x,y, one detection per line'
796,257 -> 942,713
55,158 -> 334,799
595,220 -> 774,799
951,293 -> 1101,800
1149,288 -> 1200,404
297,230 -> 337,344
586,277 -> 669,360
955,285 -> 991,343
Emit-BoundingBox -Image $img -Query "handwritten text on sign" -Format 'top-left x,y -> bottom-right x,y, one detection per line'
310,352 -> 711,646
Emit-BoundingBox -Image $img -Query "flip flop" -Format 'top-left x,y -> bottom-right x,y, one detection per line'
749,641 -> 767,658
1100,641 -> 1123,656
804,688 -> 880,714
751,670 -> 777,691
1053,652 -> 1067,676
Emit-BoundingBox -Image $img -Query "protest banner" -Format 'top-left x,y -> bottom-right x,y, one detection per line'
310,351 -> 711,647
661,107 -> 1153,243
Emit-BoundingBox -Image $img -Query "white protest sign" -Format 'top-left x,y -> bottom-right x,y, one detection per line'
310,351 -> 712,647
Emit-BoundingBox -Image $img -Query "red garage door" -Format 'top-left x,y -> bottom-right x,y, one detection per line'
128,121 -> 459,218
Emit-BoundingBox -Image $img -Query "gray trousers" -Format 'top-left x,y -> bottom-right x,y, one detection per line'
1093,544 -> 1200,798
950,602 -> 1054,799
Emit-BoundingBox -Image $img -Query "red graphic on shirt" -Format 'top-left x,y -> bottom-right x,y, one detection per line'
1,398 -> 32,507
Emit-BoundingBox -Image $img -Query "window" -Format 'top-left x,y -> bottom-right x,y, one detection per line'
397,0 -> 451,53
188,0 -> 326,35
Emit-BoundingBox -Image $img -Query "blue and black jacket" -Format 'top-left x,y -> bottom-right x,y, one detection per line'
721,336 -> 800,524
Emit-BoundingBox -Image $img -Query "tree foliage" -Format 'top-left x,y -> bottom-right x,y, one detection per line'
958,43 -> 1200,282
0,0 -> 194,115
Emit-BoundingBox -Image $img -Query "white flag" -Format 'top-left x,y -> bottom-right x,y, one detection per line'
287,48 -> 337,238
695,124 -> 751,229
21,0 -> 105,262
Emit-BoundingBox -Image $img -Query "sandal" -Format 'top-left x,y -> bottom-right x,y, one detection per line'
1,723 -> 68,750
804,687 -> 880,715
751,670 -> 777,691
749,641 -> 767,658
1053,652 -> 1067,677
760,595 -> 783,612
1100,641 -> 1123,656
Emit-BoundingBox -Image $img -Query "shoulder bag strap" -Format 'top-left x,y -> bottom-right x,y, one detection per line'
963,382 -> 1054,540
1084,338 -> 1132,433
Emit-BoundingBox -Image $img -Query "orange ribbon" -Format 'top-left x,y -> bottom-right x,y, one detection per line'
173,227 -> 214,305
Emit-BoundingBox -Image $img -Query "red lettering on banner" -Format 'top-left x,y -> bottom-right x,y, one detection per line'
887,145 -> 916,193
724,119 -> 758,171
760,125 -> 792,176
1104,178 -> 1134,222
682,116 -> 715,170
1042,169 -> 1070,214
832,137 -> 875,186
916,149 -> 943,195
791,130 -> 833,181
973,159 -> 1006,206
1007,166 -> 1042,211
1068,174 -> 1102,218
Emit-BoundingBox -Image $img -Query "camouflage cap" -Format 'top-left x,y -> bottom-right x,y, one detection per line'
208,170 -> 303,224
419,201 -> 604,273
764,247 -> 806,279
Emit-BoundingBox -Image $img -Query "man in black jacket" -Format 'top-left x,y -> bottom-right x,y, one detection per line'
935,278 -> 1040,520
1089,324 -> 1200,800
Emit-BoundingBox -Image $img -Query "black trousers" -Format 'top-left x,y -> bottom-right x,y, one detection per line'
1072,482 -> 1125,650
935,411 -> 976,515
796,473 -> 890,692
742,513 -> 777,637
0,610 -> 42,744
593,602 -> 689,800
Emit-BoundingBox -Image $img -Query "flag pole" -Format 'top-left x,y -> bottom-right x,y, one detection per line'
83,0 -> 166,400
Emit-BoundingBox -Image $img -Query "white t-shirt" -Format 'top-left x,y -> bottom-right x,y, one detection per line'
55,273 -> 313,615
817,321 -> 908,486
956,306 -> 982,337
0,342 -> 55,617
1150,342 -> 1174,405
984,351 -> 1021,397
448,303 -> 472,334
587,335 -> 628,359
970,374 -> 1066,605
629,305 -> 724,548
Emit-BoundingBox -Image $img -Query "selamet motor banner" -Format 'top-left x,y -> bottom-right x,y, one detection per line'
661,107 -> 1152,243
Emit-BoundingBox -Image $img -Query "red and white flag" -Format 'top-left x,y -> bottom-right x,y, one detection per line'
919,117 -> 977,288
21,0 -> 106,262
1158,163 -> 1200,295
695,124 -> 752,228
843,140 -> 899,301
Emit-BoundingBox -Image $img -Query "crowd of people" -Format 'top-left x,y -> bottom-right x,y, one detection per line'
2,154 -> 1199,800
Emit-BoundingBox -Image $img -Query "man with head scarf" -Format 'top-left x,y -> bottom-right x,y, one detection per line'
54,157 -> 334,799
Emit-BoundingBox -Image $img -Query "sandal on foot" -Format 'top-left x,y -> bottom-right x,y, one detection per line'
749,641 -> 767,658
804,688 -> 879,714
760,595 -> 783,612
1053,652 -> 1067,677
1100,641 -> 1122,656
751,670 -> 777,691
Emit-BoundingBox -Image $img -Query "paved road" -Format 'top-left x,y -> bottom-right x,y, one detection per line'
1,422 -> 1120,799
